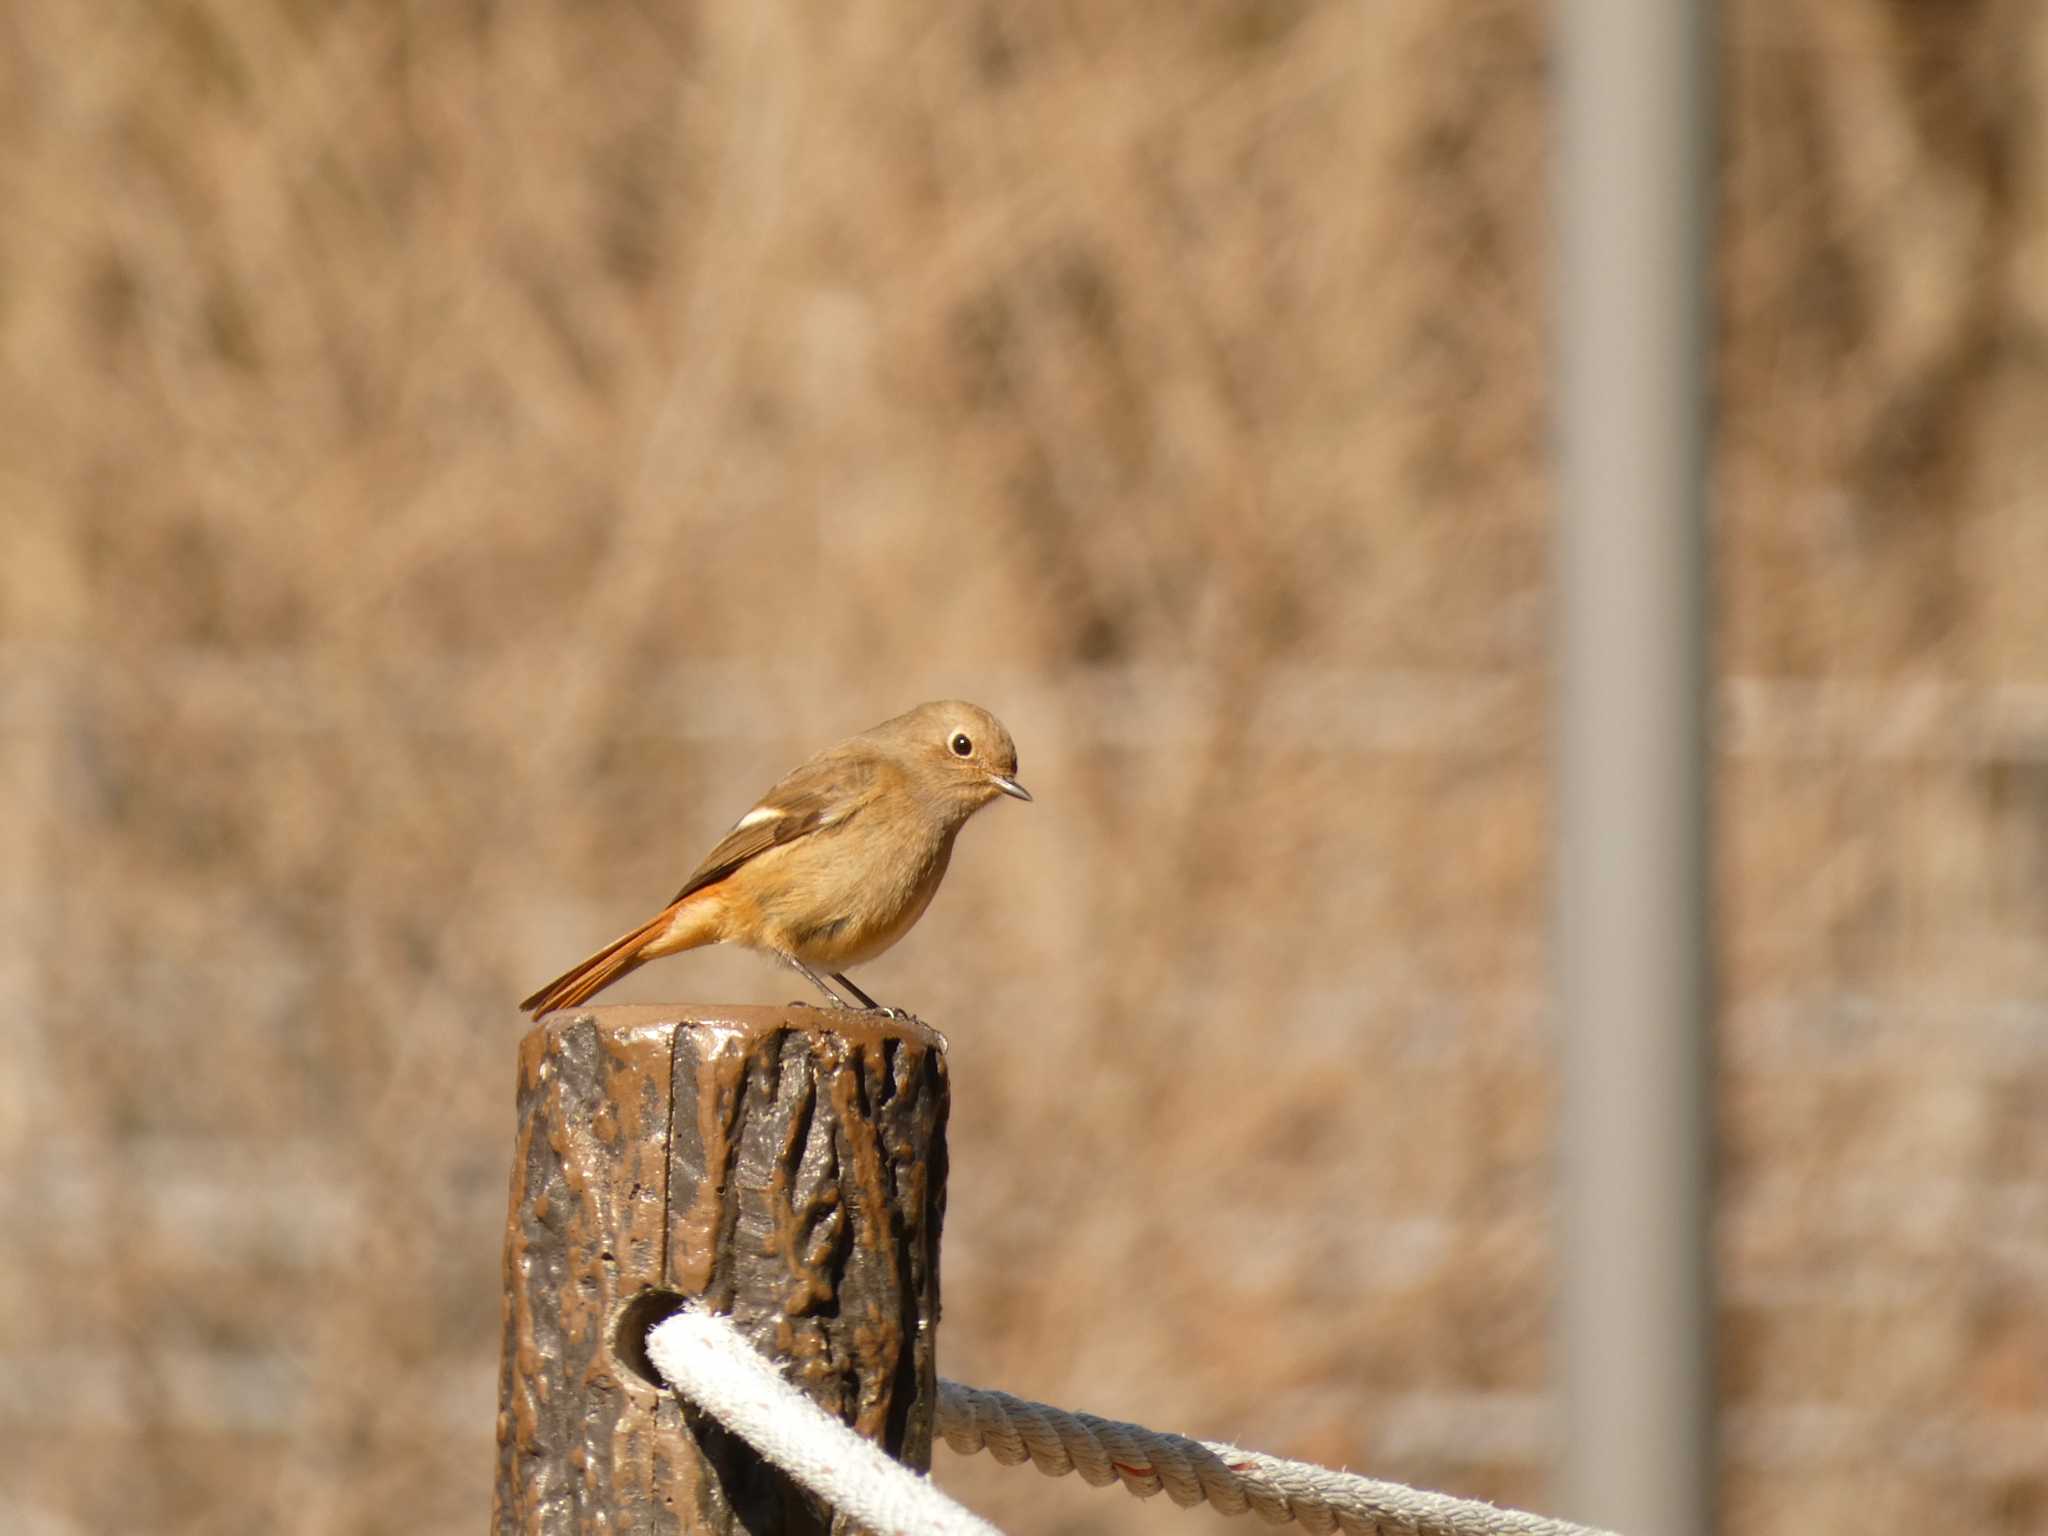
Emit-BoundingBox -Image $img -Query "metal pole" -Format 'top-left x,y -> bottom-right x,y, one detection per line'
1552,3 -> 1717,1534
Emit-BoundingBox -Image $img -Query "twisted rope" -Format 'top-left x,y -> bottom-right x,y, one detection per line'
648,1310 -> 1002,1536
650,1305 -> 1614,1536
933,1380 -> 1614,1536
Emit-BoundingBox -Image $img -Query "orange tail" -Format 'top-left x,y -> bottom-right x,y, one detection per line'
520,905 -> 684,1015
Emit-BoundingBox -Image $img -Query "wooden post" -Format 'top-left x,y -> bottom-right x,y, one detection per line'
492,1004 -> 950,1535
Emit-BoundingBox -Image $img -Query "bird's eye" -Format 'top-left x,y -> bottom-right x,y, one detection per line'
949,732 -> 973,757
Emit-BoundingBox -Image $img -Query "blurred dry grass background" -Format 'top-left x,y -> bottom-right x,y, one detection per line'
2,2 -> 2045,1533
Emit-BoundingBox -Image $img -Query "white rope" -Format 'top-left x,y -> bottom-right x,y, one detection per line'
935,1379 -> 1618,1536
645,1308 -> 1003,1536
650,1307 -> 1618,1536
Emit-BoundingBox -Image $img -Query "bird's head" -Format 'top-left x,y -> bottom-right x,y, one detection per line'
871,699 -> 1031,817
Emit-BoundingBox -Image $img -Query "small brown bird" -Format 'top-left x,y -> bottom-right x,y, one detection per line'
521,700 -> 1031,1016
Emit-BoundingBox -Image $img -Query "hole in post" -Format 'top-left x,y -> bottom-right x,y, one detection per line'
610,1288 -> 691,1390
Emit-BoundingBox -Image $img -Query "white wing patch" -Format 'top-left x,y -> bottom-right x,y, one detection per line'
732,805 -> 784,831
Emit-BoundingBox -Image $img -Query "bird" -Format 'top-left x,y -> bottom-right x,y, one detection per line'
521,700 -> 1031,1017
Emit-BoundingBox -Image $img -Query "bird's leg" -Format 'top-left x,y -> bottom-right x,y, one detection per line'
831,971 -> 908,1021
780,953 -> 859,1009
828,970 -> 881,1009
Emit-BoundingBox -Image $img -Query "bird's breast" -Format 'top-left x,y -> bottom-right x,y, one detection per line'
761,815 -> 956,968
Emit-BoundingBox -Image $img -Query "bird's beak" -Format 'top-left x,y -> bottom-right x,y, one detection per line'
989,773 -> 1032,803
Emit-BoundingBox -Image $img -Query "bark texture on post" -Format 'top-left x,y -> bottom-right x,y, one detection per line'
493,1004 -> 949,1536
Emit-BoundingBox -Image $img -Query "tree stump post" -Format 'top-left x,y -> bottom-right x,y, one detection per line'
492,1004 -> 950,1535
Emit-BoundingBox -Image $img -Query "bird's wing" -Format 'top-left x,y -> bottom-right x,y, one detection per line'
669,750 -> 878,904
